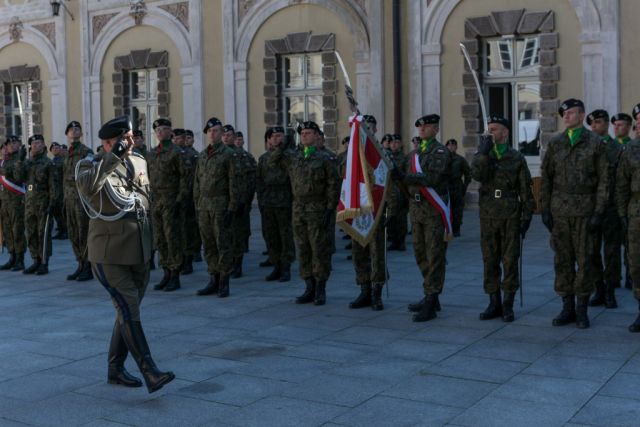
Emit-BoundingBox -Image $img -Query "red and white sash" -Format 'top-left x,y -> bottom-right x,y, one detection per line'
410,153 -> 452,240
0,176 -> 26,196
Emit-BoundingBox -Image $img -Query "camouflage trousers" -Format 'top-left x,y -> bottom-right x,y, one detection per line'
64,194 -> 89,262
198,207 -> 233,275
92,262 -> 149,323
451,191 -> 465,234
180,201 -> 201,256
232,204 -> 251,259
351,219 -> 386,285
53,199 -> 66,233
151,197 -> 182,270
550,216 -> 595,298
25,203 -> 52,261
387,207 -> 408,246
592,207 -> 623,286
480,217 -> 521,294
292,207 -> 332,281
627,217 -> 640,300
412,216 -> 448,295
0,195 -> 25,254
261,206 -> 294,265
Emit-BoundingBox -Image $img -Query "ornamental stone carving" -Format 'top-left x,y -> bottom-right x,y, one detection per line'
9,16 -> 23,42
32,22 -> 56,48
159,2 -> 189,31
92,13 -> 118,43
129,0 -> 147,25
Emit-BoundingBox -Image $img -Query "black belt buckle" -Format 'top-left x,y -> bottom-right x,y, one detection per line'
414,194 -> 421,202
494,189 -> 502,199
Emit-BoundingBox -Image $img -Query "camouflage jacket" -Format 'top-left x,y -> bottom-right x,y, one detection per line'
180,146 -> 200,199
0,151 -> 25,203
600,135 -> 629,208
450,152 -> 472,194
146,140 -> 186,201
256,149 -> 292,208
615,139 -> 640,218
541,128 -> 608,217
338,149 -> 348,178
471,145 -> 534,220
51,155 -> 64,206
20,152 -> 56,209
387,150 -> 409,214
193,142 -> 240,211
232,145 -> 257,205
402,139 -> 451,222
269,146 -> 340,212
132,145 -> 149,159
62,140 -> 93,200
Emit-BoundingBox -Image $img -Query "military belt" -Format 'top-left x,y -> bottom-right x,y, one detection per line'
480,189 -> 518,199
122,209 -> 145,222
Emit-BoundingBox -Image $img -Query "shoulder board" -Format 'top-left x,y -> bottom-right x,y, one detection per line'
130,152 -> 145,160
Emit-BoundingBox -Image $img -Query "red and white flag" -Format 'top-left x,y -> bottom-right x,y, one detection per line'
337,115 -> 390,246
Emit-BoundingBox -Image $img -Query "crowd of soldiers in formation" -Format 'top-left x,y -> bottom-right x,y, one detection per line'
1,97 -> 640,333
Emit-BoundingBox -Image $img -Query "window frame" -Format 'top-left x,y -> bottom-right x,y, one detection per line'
125,68 -> 159,148
8,81 -> 35,145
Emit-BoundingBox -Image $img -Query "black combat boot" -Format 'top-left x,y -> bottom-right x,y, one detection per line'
107,322 -> 142,388
23,258 -> 41,274
552,295 -> 577,326
149,250 -> 156,270
35,261 -> 48,275
153,268 -> 170,290
408,294 -> 441,312
629,301 -> 640,333
0,253 -> 15,270
218,274 -> 230,298
181,256 -> 193,275
164,270 -> 181,292
314,279 -> 327,306
76,261 -> 94,281
413,294 -> 438,322
345,242 -> 352,250
502,291 -> 516,322
589,281 -> 605,306
604,282 -> 618,309
265,263 -> 281,281
196,273 -> 220,296
371,283 -> 384,311
10,253 -> 24,272
231,257 -> 243,279
119,320 -> 175,393
279,263 -> 291,282
259,258 -> 273,267
575,296 -> 590,329
295,278 -> 315,304
66,261 -> 82,280
479,291 -> 502,320
349,282 -> 372,309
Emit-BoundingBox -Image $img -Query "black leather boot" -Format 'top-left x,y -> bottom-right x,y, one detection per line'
349,282 -> 372,309
10,253 -> 24,272
552,295 -> 577,326
265,263 -> 281,281
23,258 -> 41,274
149,250 -> 156,270
259,258 -> 273,267
408,295 -> 441,312
371,283 -> 384,311
629,301 -> 640,333
413,294 -> 438,322
197,273 -> 220,296
119,320 -> 175,393
479,291 -> 502,320
35,261 -> 49,275
181,256 -> 193,275
231,257 -> 243,279
107,322 -> 142,388
76,261 -> 94,281
279,263 -> 291,282
218,274 -> 230,298
502,291 -> 515,322
314,279 -> 326,305
589,281 -> 605,306
66,261 -> 82,280
153,268 -> 170,290
0,253 -> 15,271
604,282 -> 618,309
295,278 -> 315,304
575,296 -> 590,329
164,270 -> 181,292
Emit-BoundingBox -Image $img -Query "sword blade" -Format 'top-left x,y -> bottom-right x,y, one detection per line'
459,43 -> 489,133
42,213 -> 50,262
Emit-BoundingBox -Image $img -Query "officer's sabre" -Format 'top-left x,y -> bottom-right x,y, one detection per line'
42,212 -> 50,263
459,43 -> 489,132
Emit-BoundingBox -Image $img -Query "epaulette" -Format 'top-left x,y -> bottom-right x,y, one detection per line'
130,152 -> 145,160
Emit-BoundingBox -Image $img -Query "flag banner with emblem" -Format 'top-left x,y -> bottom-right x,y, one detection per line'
337,115 -> 390,247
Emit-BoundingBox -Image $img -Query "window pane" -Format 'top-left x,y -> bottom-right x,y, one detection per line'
129,106 -> 142,131
485,39 -> 513,77
12,84 -> 21,108
12,114 -> 22,138
285,95 -> 305,127
148,69 -> 158,100
517,83 -> 541,156
307,95 -> 323,124
515,36 -> 540,76
131,70 -> 147,100
284,56 -> 304,89
306,54 -> 322,88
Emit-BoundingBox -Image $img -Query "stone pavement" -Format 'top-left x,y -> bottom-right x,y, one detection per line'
0,208 -> 639,426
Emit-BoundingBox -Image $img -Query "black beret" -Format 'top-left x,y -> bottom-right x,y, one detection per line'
265,126 -> 284,140
222,124 -> 235,133
586,109 -> 609,126
98,116 -> 131,140
132,130 -> 144,138
415,114 -> 440,127
153,118 -> 172,129
61,144 -> 68,149
185,130 -> 194,137
172,128 -> 186,136
392,134 -> 402,141
488,115 -> 510,129
65,121 -> 82,134
235,131 -> 244,138
297,121 -> 320,134
362,115 -> 377,125
611,113 -> 632,125
558,98 -> 585,117
342,136 -> 350,145
28,134 -> 44,145
381,134 -> 393,142
445,139 -> 458,146
203,117 -> 222,133
49,141 -> 60,152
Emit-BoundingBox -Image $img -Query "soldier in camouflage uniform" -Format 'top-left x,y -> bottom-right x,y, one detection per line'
269,121 -> 340,305
387,134 -> 409,251
147,119 -> 186,292
132,130 -> 148,158
446,138 -> 472,237
256,126 -> 294,282
541,99 -> 608,329
183,129 -> 202,265
0,136 -> 26,271
400,114 -> 451,322
171,128 -> 196,275
317,129 -> 339,255
21,135 -> 56,275
62,121 -> 94,281
471,116 -> 535,322
234,131 -> 256,276
195,118 -> 240,298
49,142 -> 67,240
